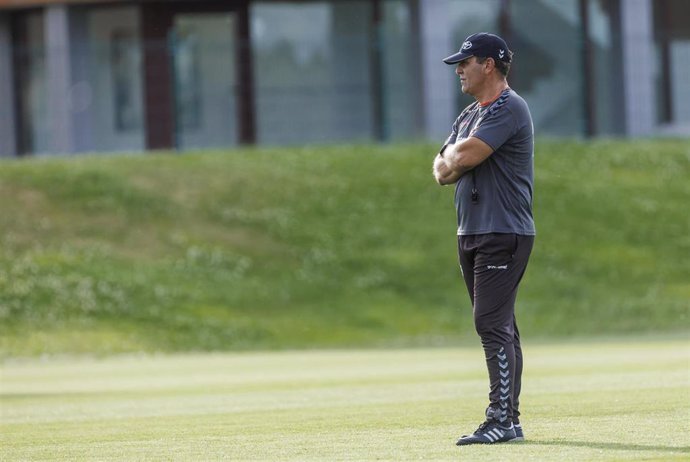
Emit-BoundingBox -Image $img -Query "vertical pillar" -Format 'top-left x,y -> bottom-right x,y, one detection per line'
657,0 -> 672,124
235,0 -> 256,145
607,0 -> 625,135
141,3 -> 174,150
11,12 -> 29,155
45,4 -> 74,154
499,0 -> 511,43
620,0 -> 655,136
579,0 -> 596,137
0,14 -> 17,157
369,0 -> 386,141
409,0 -> 425,138
417,0 -> 455,140
498,0 -> 517,85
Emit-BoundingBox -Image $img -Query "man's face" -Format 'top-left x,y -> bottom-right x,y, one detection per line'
455,57 -> 486,96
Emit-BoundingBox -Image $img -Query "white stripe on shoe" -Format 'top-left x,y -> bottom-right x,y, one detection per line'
487,429 -> 503,441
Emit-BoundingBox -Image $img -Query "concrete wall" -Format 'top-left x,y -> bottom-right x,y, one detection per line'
621,0 -> 655,136
45,4 -> 75,153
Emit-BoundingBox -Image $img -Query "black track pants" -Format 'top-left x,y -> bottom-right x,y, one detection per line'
458,233 -> 534,424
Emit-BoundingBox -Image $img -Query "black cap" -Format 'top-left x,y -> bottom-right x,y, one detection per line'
443,32 -> 512,65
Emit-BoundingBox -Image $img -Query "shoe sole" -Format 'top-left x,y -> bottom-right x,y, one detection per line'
457,434 -> 519,446
457,438 -> 519,446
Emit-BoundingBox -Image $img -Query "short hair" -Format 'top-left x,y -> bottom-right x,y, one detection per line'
476,54 -> 512,77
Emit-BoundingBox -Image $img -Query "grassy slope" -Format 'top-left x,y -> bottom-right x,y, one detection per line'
1,339 -> 689,461
0,140 -> 689,356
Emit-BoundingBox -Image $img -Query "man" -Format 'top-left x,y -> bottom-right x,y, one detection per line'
432,32 -> 535,446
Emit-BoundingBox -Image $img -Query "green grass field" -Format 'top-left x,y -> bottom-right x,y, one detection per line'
2,338 -> 688,461
1,140 -> 689,356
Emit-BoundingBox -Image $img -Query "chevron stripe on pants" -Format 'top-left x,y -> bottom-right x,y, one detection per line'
458,233 -> 534,423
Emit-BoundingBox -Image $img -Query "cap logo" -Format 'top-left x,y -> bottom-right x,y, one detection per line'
461,41 -> 472,50
498,49 -> 505,58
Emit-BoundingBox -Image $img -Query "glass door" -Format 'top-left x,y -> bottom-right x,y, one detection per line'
14,11 -> 49,155
171,13 -> 238,150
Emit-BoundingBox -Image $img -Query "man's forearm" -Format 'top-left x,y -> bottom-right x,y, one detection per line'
442,147 -> 472,178
444,137 -> 494,176
433,153 -> 461,185
443,142 -> 472,176
433,135 -> 493,185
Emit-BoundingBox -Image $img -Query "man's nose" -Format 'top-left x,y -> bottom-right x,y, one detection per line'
455,66 -> 462,76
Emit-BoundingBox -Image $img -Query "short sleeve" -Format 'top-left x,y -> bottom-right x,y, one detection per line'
445,116 -> 461,145
438,117 -> 460,155
471,106 -> 517,151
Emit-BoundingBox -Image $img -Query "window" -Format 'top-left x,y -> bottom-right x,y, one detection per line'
171,13 -> 238,149
251,1 -> 373,144
86,6 -> 145,152
509,0 -> 585,136
172,27 -> 202,130
111,29 -> 141,132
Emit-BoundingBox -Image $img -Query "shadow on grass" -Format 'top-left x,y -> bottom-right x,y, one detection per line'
526,440 -> 690,454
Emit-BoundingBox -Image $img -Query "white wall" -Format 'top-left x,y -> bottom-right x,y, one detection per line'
621,0 -> 655,136
45,4 -> 75,154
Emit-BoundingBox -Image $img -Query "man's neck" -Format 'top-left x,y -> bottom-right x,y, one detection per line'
474,79 -> 509,106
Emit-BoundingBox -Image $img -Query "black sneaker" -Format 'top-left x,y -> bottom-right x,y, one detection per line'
456,420 -> 516,446
507,423 -> 524,442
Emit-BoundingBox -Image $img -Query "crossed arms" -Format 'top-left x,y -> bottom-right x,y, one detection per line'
432,136 -> 494,185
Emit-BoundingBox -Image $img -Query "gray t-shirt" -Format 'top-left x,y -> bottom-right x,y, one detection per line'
445,88 -> 535,236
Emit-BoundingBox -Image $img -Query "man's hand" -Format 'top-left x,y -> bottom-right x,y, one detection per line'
432,137 -> 494,185
433,151 -> 461,185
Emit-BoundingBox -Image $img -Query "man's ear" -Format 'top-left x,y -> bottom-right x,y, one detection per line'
484,58 -> 495,74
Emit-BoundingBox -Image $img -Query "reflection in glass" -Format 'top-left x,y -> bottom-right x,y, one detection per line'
510,0 -> 584,136
172,28 -> 202,130
111,29 -> 142,132
381,0 -> 418,140
86,6 -> 144,152
16,12 -> 48,154
172,13 -> 237,149
251,1 -> 373,144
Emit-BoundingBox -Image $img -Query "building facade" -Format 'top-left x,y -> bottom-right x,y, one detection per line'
0,0 -> 688,157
